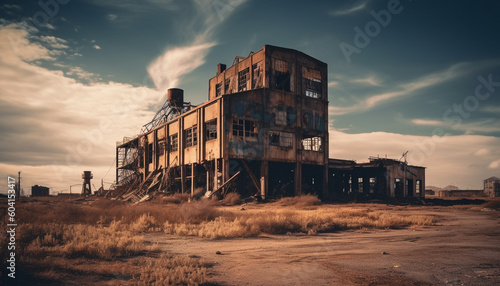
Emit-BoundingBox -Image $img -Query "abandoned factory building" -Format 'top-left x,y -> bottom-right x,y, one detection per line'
484,176 -> 500,197
116,45 -> 425,201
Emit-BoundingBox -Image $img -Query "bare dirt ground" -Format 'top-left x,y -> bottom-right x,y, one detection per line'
147,205 -> 500,286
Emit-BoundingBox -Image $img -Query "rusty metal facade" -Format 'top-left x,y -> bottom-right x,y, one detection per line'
115,45 -> 426,201
116,45 -> 329,200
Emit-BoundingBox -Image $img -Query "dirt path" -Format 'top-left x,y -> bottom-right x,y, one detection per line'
147,208 -> 500,285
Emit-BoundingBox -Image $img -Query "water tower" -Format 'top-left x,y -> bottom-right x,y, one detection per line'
81,171 -> 93,196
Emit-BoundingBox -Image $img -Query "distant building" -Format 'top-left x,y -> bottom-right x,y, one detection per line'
484,176 -> 500,197
328,157 -> 426,199
436,189 -> 484,198
425,189 -> 435,196
31,185 -> 49,197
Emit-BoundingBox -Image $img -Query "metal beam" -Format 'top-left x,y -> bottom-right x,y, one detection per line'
240,159 -> 261,194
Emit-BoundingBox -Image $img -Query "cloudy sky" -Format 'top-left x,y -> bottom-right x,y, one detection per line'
1,0 -> 499,194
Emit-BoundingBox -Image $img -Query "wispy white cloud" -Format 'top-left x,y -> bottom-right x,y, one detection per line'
350,75 -> 382,86
90,0 -> 179,12
483,105 -> 500,113
45,23 -> 56,30
330,1 -> 368,16
459,119 -> 500,134
328,81 -> 339,87
66,66 -> 100,81
2,4 -> 22,11
411,117 -> 500,134
411,119 -> 442,126
37,35 -> 69,49
147,41 -> 215,93
489,159 -> 500,169
331,61 -> 492,115
106,13 -> 118,21
474,148 -> 490,156
0,24 -> 54,61
1,4 -> 22,17
367,63 -> 468,108
93,44 -> 101,50
147,0 -> 247,93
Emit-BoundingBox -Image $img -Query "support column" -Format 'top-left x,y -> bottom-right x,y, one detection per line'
214,159 -> 219,189
295,162 -> 302,196
323,165 -> 329,198
206,162 -> 211,192
181,165 -> 186,194
191,163 -> 196,198
222,158 -> 229,188
260,160 -> 268,200
115,147 -> 119,184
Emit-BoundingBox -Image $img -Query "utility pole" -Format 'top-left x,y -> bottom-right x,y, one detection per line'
16,171 -> 21,200
401,151 -> 409,197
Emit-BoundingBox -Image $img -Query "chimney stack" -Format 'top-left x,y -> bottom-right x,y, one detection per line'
217,63 -> 226,75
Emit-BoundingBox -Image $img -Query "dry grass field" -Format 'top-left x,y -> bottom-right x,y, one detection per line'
0,194 -> 499,285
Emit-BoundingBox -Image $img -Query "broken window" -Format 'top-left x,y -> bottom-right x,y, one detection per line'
358,177 -> 363,193
205,119 -> 217,141
369,177 -> 376,194
275,110 -> 287,125
148,143 -> 153,164
270,131 -> 293,148
273,58 -> 290,92
394,178 -> 403,197
157,139 -> 166,156
416,180 -> 422,194
184,125 -> 198,148
215,82 -> 222,97
252,61 -> 263,89
224,78 -> 231,94
270,131 -> 279,145
232,118 -> 257,139
169,134 -> 178,152
281,132 -> 293,147
244,120 -> 256,138
233,118 -> 244,137
238,67 -> 249,92
302,136 -> 322,151
303,66 -> 322,99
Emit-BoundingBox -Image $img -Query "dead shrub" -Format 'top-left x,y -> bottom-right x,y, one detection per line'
192,187 -> 206,200
19,223 -> 152,260
179,199 -> 220,224
164,217 -> 254,239
162,208 -> 434,239
130,213 -> 160,233
219,192 -> 242,206
135,254 -> 208,286
482,199 -> 500,210
244,211 -> 302,234
161,193 -> 191,205
276,194 -> 322,208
